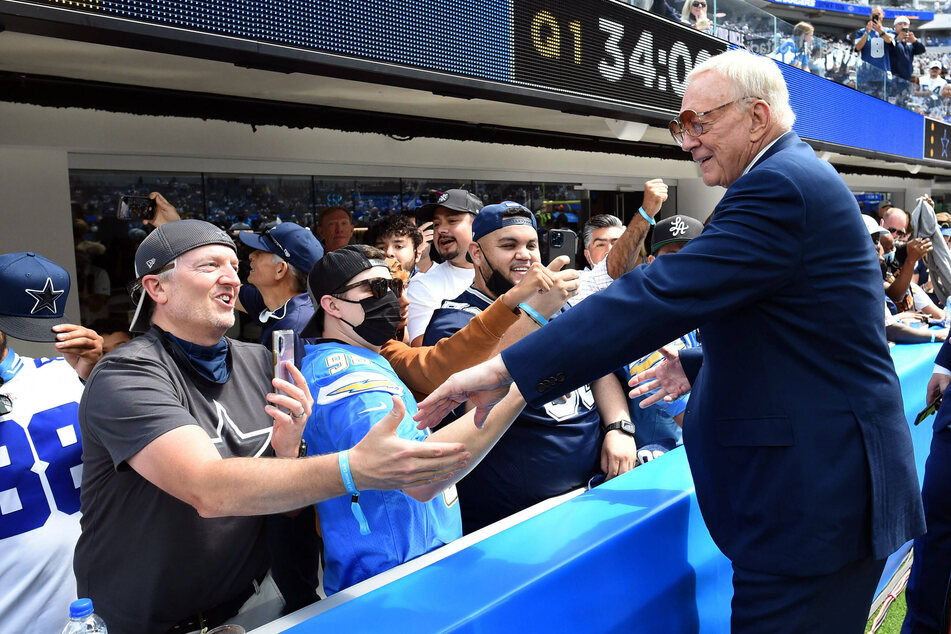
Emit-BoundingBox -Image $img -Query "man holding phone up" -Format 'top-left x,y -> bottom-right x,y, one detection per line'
855,6 -> 896,100
74,220 -> 469,633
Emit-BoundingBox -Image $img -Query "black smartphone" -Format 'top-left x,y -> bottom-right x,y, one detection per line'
272,329 -> 295,384
116,195 -> 157,220
915,394 -> 942,425
546,229 -> 578,266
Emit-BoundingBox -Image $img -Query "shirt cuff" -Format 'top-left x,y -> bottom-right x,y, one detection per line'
934,364 -> 951,377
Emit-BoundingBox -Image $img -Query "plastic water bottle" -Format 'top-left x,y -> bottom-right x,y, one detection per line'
61,598 -> 107,634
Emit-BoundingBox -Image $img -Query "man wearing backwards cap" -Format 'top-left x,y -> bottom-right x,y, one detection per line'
0,252 -> 103,634
297,244 -> 528,594
74,220 -> 469,633
424,202 -> 635,533
406,188 -> 483,346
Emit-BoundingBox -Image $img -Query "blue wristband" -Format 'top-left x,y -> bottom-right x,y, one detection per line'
638,206 -> 656,225
339,450 -> 371,535
518,303 -> 549,327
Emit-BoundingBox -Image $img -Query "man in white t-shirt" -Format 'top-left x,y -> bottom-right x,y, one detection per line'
918,60 -> 947,97
406,189 -> 483,346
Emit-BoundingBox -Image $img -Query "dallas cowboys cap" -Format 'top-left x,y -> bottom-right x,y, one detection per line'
129,220 -> 236,333
0,252 -> 71,342
472,201 -> 537,241
415,189 -> 483,224
651,215 -> 704,254
238,222 -> 324,273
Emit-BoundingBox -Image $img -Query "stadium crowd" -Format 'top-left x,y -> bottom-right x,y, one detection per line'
3,51 -> 950,634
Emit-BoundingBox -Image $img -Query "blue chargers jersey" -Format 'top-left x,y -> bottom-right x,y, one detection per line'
300,340 -> 461,595
424,287 -> 602,532
616,331 -> 699,450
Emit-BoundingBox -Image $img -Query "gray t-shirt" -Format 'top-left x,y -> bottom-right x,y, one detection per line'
75,327 -> 275,634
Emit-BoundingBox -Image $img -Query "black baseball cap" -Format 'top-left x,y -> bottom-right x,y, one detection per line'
300,246 -> 389,338
129,220 -> 236,333
0,252 -> 71,342
238,222 -> 324,273
651,215 -> 704,254
415,189 -> 483,224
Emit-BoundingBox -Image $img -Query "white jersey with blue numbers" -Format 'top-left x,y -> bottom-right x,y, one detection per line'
0,352 -> 85,634
300,340 -> 461,595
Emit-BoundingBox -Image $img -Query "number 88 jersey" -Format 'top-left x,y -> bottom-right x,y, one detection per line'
0,353 -> 85,634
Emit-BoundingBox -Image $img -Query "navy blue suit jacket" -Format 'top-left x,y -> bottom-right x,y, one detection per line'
502,132 -> 924,576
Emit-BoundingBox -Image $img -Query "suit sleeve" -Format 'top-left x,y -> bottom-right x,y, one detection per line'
503,168 -> 803,408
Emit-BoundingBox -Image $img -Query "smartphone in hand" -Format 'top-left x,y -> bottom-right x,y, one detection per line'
116,195 -> 157,220
915,394 -> 942,426
272,329 -> 295,384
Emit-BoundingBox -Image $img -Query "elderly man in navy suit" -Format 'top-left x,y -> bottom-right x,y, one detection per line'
416,49 -> 924,632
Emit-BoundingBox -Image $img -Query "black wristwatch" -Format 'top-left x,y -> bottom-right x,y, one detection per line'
604,420 -> 636,437
298,439 -> 308,458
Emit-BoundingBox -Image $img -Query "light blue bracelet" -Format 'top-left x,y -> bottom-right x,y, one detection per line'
638,206 -> 656,225
518,303 -> 548,327
339,450 -> 370,535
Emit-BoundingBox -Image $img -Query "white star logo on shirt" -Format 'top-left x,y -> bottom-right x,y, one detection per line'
208,400 -> 273,457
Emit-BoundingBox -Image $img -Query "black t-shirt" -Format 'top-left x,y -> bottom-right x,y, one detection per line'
75,327 -> 275,634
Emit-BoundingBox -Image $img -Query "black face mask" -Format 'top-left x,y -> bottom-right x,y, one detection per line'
479,254 -> 515,298
338,293 -> 402,346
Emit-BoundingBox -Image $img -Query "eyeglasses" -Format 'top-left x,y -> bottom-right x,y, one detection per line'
668,96 -> 757,146
263,226 -> 291,261
692,2 -> 706,7
334,277 -> 404,299
0,394 -> 11,416
887,227 -> 908,238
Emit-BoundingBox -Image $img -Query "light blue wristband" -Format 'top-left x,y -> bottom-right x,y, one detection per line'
638,206 -> 656,225
339,450 -> 370,535
518,302 -> 549,327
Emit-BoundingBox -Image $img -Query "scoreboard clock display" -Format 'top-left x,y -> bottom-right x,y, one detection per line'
513,0 -> 727,113
925,118 -> 951,163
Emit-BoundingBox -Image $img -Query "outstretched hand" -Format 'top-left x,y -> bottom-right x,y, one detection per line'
415,355 -> 513,430
628,346 -> 691,407
349,396 -> 470,490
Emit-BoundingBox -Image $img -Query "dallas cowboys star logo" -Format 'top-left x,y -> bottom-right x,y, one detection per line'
24,277 -> 64,315
941,130 -> 950,158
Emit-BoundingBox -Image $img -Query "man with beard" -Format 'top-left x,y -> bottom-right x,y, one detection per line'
423,202 -> 635,533
405,189 -> 483,346
297,244 -> 528,594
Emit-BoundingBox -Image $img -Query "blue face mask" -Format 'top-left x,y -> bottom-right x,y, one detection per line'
0,346 -> 22,386
884,250 -> 896,265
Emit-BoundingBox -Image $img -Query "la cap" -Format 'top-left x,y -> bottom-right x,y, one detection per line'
651,215 -> 704,253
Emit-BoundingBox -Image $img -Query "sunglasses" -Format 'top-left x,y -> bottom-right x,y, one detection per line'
263,226 -> 292,261
887,227 -> 908,237
668,97 -> 757,146
692,2 -> 706,6
334,277 -> 404,299
0,394 -> 11,416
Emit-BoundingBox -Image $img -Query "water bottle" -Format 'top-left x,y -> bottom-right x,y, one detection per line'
944,295 -> 951,329
62,598 -> 107,634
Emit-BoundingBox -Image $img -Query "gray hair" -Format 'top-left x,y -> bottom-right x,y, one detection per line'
581,214 -> 624,249
687,50 -> 796,131
269,253 -> 308,293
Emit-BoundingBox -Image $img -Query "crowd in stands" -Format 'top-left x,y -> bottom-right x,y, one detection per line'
3,169 -> 946,631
